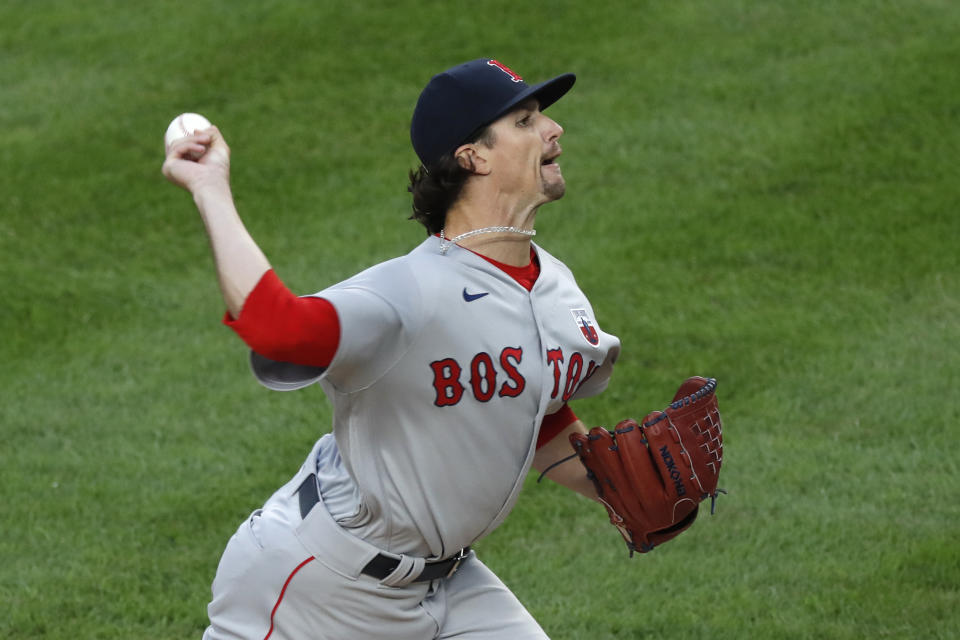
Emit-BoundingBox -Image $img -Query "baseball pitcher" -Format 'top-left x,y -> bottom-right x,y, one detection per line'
162,58 -> 723,640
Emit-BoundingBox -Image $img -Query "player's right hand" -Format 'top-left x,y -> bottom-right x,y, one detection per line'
162,125 -> 231,195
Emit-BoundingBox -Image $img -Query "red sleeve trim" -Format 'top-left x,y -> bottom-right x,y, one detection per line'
536,404 -> 578,449
222,270 -> 340,368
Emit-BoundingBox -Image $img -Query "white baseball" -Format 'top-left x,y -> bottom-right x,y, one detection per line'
164,112 -> 213,152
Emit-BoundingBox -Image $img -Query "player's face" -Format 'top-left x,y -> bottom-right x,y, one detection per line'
484,99 -> 566,205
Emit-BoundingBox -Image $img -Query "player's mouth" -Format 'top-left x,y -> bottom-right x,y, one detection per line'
541,150 -> 562,169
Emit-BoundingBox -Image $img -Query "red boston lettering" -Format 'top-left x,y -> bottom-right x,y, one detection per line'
431,347 -> 528,406
546,348 -> 564,399
562,352 -> 584,402
469,352 -> 496,402
499,347 -> 525,398
430,358 -> 464,407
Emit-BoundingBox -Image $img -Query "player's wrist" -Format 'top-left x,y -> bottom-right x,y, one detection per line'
191,177 -> 235,211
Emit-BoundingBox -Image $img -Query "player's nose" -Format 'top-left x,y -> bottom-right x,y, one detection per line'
541,115 -> 563,143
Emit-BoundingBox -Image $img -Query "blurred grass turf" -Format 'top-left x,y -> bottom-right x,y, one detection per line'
2,1 -> 958,638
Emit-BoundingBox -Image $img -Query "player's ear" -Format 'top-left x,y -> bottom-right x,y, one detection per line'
454,144 -> 491,175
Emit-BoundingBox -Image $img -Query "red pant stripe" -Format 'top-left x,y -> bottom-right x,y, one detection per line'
263,556 -> 316,640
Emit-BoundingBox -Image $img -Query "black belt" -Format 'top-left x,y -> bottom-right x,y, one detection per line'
297,474 -> 469,582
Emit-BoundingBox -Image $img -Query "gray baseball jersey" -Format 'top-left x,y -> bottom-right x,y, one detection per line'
249,235 -> 620,560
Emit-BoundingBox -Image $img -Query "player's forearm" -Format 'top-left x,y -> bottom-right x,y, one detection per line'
193,183 -> 271,317
533,419 -> 599,501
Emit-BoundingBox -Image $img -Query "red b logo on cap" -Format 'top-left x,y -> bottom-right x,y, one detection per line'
487,60 -> 523,83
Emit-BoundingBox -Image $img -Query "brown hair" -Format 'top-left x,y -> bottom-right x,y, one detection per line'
407,126 -> 495,234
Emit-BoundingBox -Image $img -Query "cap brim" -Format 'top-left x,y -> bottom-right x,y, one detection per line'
477,72 -> 576,137
528,73 -> 576,112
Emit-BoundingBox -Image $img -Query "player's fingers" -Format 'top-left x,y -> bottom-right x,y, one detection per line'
161,140 -> 210,190
172,141 -> 210,161
161,136 -> 230,192
171,126 -> 230,171
164,131 -> 212,159
161,154 -> 197,189
200,125 -> 231,157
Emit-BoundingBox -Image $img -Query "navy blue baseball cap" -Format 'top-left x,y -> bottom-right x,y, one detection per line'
411,58 -> 576,167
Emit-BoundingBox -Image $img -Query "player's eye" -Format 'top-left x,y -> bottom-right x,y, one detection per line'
517,114 -> 533,127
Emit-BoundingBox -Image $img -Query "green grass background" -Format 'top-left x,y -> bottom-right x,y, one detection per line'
2,1 -> 958,638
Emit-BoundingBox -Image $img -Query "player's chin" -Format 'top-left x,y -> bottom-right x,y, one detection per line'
542,178 -> 566,202
539,165 -> 565,198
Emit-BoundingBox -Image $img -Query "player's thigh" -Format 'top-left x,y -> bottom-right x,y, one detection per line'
203,508 -> 302,640
435,552 -> 549,640
204,507 -> 438,640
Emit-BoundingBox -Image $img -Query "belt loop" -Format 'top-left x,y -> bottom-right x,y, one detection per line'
379,554 -> 426,588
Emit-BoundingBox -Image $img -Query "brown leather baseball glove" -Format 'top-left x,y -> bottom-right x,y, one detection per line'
570,376 -> 724,555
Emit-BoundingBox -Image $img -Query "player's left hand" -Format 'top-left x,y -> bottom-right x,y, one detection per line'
569,376 -> 725,555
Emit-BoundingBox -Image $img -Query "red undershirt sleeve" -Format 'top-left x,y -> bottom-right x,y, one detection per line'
222,269 -> 340,368
536,404 -> 578,449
